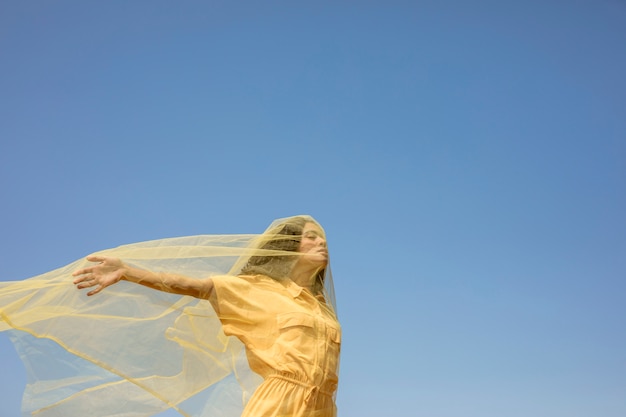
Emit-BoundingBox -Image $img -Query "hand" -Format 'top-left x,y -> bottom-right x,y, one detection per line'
72,256 -> 126,296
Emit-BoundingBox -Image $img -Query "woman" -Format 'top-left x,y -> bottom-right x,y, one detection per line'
1,215 -> 340,417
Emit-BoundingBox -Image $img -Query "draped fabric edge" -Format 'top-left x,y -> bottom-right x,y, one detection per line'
0,215 -> 337,417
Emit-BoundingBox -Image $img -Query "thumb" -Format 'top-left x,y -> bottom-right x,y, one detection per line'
86,255 -> 106,263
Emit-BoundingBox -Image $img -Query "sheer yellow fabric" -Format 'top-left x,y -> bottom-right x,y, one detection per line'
0,215 -> 339,417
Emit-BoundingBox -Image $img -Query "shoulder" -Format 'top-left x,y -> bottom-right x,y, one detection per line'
211,274 -> 282,293
210,275 -> 288,315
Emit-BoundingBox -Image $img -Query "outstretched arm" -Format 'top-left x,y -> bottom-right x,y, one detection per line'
72,255 -> 213,298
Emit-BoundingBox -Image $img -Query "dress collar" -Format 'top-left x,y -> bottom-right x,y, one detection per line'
283,279 -> 304,298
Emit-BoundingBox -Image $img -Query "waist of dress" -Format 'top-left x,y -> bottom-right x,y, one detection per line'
267,370 -> 337,398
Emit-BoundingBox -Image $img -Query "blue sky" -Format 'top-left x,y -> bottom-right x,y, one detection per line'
1,1 -> 625,416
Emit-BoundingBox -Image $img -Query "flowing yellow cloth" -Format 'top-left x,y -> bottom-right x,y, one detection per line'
0,216 -> 339,417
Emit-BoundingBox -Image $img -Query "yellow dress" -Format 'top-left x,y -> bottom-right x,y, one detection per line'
211,275 -> 340,417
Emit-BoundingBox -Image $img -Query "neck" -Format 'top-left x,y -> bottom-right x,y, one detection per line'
289,263 -> 321,290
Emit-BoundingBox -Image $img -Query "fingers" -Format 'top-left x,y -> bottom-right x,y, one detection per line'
73,275 -> 87,284
87,285 -> 103,296
72,256 -> 106,278
86,255 -> 106,263
86,279 -> 110,296
72,267 -> 93,278
74,256 -> 114,296
72,266 -> 96,283
74,275 -> 98,287
75,277 -> 103,296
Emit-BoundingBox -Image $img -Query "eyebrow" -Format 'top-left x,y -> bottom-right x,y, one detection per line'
303,230 -> 324,237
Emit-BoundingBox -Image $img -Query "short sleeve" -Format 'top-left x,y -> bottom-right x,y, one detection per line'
210,275 -> 274,342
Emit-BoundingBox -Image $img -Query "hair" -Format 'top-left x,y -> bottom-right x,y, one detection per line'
239,216 -> 326,294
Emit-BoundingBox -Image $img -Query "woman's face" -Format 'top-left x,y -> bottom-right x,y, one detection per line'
297,222 -> 328,266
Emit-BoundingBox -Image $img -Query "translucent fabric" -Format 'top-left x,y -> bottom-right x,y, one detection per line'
0,215 -> 339,417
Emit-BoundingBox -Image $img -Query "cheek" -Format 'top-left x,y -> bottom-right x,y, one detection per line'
298,241 -> 314,252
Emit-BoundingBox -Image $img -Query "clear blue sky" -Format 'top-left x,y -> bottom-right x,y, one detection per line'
1,1 -> 625,416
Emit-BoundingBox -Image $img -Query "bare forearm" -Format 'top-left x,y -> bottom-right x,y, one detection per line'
73,256 -> 214,298
122,266 -> 213,299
